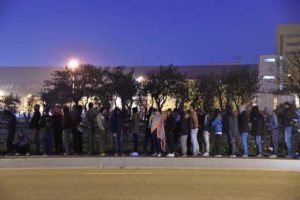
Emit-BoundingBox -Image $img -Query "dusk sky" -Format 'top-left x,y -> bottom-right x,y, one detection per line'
0,0 -> 300,67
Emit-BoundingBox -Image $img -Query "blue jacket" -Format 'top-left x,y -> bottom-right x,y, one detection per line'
211,115 -> 222,133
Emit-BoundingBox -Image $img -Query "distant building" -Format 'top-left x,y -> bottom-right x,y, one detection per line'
276,24 -> 300,90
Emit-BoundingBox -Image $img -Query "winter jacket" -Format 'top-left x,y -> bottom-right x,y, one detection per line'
63,113 -> 72,130
86,109 -> 97,129
39,113 -> 53,131
131,112 -> 140,134
180,117 -> 190,136
201,113 -> 211,132
250,111 -> 265,136
29,111 -> 41,129
111,112 -> 125,133
268,112 -> 279,131
223,113 -> 238,138
211,115 -> 222,133
238,111 -> 249,133
189,110 -> 199,129
96,113 -> 106,131
283,108 -> 298,127
165,114 -> 176,134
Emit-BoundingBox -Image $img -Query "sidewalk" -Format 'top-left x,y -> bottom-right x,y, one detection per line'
0,156 -> 300,171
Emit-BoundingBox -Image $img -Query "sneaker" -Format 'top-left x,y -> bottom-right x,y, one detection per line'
130,152 -> 139,157
214,154 -> 222,158
269,154 -> 277,158
192,153 -> 199,157
166,153 -> 175,158
203,152 -> 210,157
100,153 -> 106,157
42,154 -> 48,156
15,153 -> 20,156
229,154 -> 237,158
114,153 -> 119,157
157,153 -> 162,157
256,154 -> 262,158
25,152 -> 30,156
152,153 -> 158,157
63,153 -> 69,156
181,154 -> 187,157
242,154 -> 249,158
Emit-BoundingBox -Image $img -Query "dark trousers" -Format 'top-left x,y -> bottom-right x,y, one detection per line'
43,130 -> 53,154
6,131 -> 15,154
166,132 -> 174,153
143,128 -> 154,154
113,132 -> 123,154
33,128 -> 40,154
54,129 -> 63,154
14,144 -> 30,155
132,133 -> 139,152
215,134 -> 222,155
271,129 -> 279,155
152,131 -> 162,154
73,128 -> 83,154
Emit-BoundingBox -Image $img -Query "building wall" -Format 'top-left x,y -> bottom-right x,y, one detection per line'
276,24 -> 300,90
258,55 -> 278,93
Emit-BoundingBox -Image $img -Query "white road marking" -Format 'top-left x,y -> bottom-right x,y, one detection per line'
82,172 -> 153,175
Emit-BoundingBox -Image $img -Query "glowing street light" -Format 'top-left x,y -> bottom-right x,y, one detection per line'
68,59 -> 79,71
0,90 -> 5,97
136,76 -> 145,83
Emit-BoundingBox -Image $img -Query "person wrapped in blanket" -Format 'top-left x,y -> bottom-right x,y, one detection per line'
150,108 -> 165,157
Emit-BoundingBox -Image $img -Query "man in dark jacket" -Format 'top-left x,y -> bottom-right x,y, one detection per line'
29,104 -> 41,155
250,106 -> 265,157
143,107 -> 154,155
40,106 -> 54,155
4,110 -> 17,155
165,108 -> 176,158
71,105 -> 83,155
282,102 -> 297,158
111,107 -> 125,156
223,105 -> 238,157
238,105 -> 250,158
86,103 -> 97,155
63,106 -> 72,155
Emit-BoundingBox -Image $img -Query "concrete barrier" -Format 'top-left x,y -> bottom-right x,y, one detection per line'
0,156 -> 300,171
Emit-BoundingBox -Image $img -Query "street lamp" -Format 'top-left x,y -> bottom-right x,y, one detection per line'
136,76 -> 145,83
68,59 -> 79,72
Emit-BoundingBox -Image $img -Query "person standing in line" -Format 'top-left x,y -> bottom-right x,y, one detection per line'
201,109 -> 211,157
211,108 -> 223,157
238,105 -> 250,158
268,108 -> 280,158
165,108 -> 176,158
29,104 -> 41,155
40,106 -> 54,155
250,106 -> 265,158
143,107 -> 155,155
53,105 -> 63,155
179,110 -> 189,157
86,102 -> 97,155
282,102 -> 297,158
3,110 -> 17,155
71,105 -> 83,155
13,130 -> 30,156
111,107 -> 125,156
223,105 -> 239,158
189,103 -> 200,157
62,106 -> 72,156
295,108 -> 300,159
96,107 -> 107,156
150,109 -> 165,157
130,107 -> 140,157
173,108 -> 181,152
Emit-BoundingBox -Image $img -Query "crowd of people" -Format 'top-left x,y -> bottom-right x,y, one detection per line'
1,101 -> 300,159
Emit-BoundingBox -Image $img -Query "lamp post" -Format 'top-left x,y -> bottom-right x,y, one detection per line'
67,59 -> 79,96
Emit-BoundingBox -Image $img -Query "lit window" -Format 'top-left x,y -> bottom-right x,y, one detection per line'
263,76 -> 275,80
263,58 -> 276,63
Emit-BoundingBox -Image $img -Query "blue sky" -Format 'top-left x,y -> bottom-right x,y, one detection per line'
0,0 -> 299,66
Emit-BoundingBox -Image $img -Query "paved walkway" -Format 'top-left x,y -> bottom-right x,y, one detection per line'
0,156 -> 300,171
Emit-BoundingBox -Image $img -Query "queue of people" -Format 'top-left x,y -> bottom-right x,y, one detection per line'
1,101 -> 300,159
